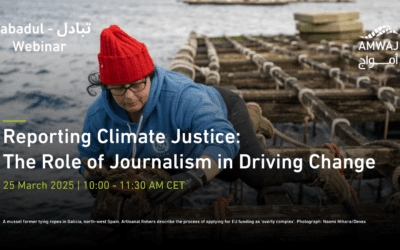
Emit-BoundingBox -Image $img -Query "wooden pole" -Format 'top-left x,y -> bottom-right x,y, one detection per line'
236,88 -> 400,101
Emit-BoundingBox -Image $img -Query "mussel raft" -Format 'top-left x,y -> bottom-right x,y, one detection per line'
182,0 -> 354,6
87,32 -> 400,244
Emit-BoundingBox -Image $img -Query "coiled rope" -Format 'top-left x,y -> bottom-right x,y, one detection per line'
84,159 -> 171,244
213,193 -> 234,242
323,143 -> 360,205
363,140 -> 400,213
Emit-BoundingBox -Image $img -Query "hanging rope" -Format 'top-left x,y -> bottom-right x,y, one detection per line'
330,118 -> 350,144
355,76 -> 370,89
213,193 -> 234,242
362,140 -> 400,213
303,108 -> 315,144
296,88 -> 317,145
323,143 -> 360,205
380,65 -> 395,86
388,164 -> 400,211
384,164 -> 400,213
377,86 -> 396,139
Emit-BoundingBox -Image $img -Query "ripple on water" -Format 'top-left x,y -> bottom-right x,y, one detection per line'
0,91 -> 76,110
36,70 -> 49,75
0,69 -> 19,75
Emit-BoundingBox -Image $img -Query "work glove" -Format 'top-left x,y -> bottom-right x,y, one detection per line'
308,152 -> 350,204
148,169 -> 207,204
247,102 -> 274,138
81,157 -> 107,198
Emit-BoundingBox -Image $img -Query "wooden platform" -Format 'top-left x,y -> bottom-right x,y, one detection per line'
183,0 -> 290,5
295,11 -> 360,23
182,0 -> 292,5
296,21 -> 363,33
183,0 -> 353,5
86,31 -> 400,244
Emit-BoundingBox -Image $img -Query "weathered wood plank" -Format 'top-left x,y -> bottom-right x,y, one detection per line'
294,11 -> 360,24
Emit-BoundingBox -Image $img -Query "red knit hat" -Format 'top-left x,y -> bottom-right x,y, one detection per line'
98,25 -> 154,85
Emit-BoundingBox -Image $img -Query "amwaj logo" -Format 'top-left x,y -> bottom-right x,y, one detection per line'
360,25 -> 398,39
358,25 -> 398,70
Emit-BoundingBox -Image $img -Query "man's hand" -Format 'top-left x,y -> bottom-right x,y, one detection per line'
148,169 -> 206,204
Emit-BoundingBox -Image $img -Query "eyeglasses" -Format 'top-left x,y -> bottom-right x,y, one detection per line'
107,78 -> 147,96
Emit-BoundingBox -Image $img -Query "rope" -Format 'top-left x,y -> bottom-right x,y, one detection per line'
363,140 -> 400,150
362,140 -> 400,213
339,48 -> 349,58
169,61 -> 196,80
377,86 -> 395,102
377,87 -> 396,139
246,51 -> 256,60
297,54 -> 307,64
303,109 -> 315,144
214,193 -> 234,221
316,45 -> 325,52
262,61 -> 274,73
394,166 -> 400,192
178,45 -> 197,58
213,193 -> 234,242
298,88 -> 316,110
341,44 -> 349,51
355,76 -> 370,89
209,61 -> 220,71
88,161 -> 172,244
384,166 -> 400,213
252,53 -> 262,63
329,67 -> 340,78
173,53 -> 194,63
192,64 -> 211,77
205,71 -> 221,85
297,88 -> 317,138
269,66 -> 281,78
274,129 -> 311,148
323,143 -> 360,205
333,76 -> 345,90
379,65 -> 395,86
274,78 -> 283,89
329,47 -> 339,54
330,118 -> 350,143
283,77 -> 297,89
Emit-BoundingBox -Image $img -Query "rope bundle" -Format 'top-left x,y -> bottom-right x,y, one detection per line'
323,143 -> 360,205
88,159 -> 172,225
